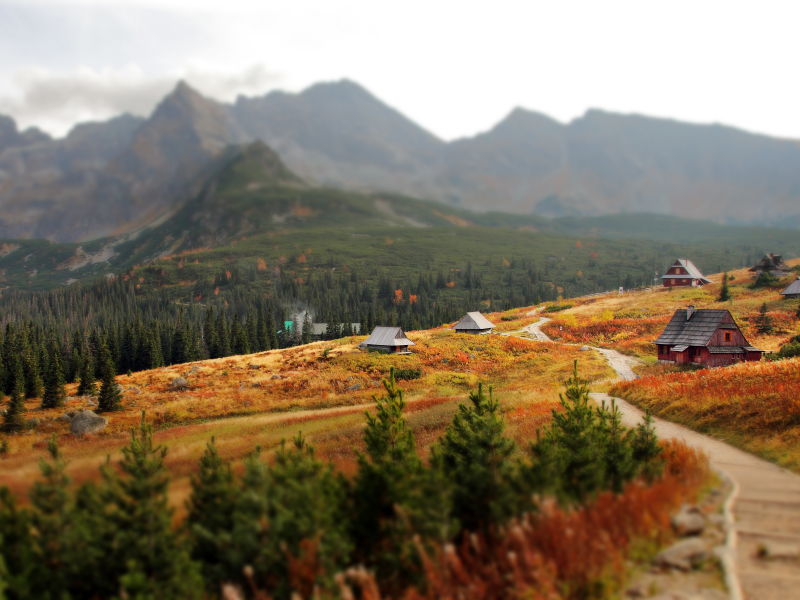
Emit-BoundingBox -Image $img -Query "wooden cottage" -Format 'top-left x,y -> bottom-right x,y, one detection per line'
661,259 -> 712,288
780,278 -> 800,300
453,312 -> 495,334
749,253 -> 792,279
358,326 -> 415,354
655,305 -> 762,367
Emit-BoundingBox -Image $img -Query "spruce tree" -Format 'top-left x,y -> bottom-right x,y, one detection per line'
28,435 -> 72,596
302,311 -> 312,344
19,325 -> 43,400
718,272 -> 731,302
351,368 -> 453,583
76,350 -> 97,396
186,437 -> 237,588
97,341 -> 123,413
2,358 -> 27,434
41,334 -> 67,409
757,302 -> 774,334
171,312 -> 189,366
436,382 -> 519,531
256,306 -> 269,351
231,315 -> 250,355
101,412 -> 203,597
215,313 -> 231,357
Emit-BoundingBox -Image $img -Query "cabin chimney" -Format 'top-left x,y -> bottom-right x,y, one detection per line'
687,305 -> 695,320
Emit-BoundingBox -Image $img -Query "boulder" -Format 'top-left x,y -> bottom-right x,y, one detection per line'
171,377 -> 188,390
188,366 -> 201,374
248,364 -> 260,370
0,408 -> 7,416
27,417 -> 41,427
653,538 -> 707,571
70,410 -> 108,436
270,375 -> 280,380
127,387 -> 141,394
114,383 -> 124,394
580,345 -> 591,351
672,505 -> 705,536
347,383 -> 362,391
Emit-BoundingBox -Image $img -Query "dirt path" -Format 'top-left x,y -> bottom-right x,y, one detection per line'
591,347 -> 800,600
526,316 -> 553,342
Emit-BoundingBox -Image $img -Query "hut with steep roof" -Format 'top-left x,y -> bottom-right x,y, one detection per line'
749,253 -> 793,279
453,312 -> 495,335
661,259 -> 712,288
358,326 -> 415,354
654,305 -> 762,367
780,278 -> 800,300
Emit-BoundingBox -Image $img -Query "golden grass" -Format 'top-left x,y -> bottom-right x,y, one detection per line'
1,317 -> 616,506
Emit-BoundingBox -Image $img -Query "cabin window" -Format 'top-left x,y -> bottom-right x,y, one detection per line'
682,279 -> 687,283
725,332 -> 731,342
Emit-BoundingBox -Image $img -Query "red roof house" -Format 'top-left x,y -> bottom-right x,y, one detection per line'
661,259 -> 712,288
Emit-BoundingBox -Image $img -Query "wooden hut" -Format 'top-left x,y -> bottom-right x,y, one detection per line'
748,253 -> 792,279
661,259 -> 712,288
358,326 -> 415,354
780,278 -> 800,300
654,305 -> 762,367
453,312 -> 495,334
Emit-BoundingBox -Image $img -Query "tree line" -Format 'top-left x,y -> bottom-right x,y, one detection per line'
0,364 -> 665,598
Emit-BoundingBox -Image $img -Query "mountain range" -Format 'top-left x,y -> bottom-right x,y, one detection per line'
2,79 -> 800,243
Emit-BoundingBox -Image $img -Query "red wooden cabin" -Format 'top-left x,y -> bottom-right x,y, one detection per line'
661,259 -> 712,288
655,306 -> 762,367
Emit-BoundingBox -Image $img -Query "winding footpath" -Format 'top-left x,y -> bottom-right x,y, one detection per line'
586,345 -> 800,600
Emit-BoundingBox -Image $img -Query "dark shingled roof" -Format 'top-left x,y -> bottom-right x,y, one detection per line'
655,309 -> 730,346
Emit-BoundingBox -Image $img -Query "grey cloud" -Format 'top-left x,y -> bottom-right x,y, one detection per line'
0,63 -> 282,137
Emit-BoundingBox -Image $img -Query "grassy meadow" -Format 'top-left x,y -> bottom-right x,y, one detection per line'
0,306 -> 614,510
540,259 -> 800,358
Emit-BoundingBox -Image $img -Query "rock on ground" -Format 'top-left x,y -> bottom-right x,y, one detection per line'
70,410 -> 108,436
672,505 -> 705,536
654,538 -> 708,571
171,377 -> 188,390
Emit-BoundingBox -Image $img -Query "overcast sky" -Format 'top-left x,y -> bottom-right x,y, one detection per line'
1,0 -> 798,140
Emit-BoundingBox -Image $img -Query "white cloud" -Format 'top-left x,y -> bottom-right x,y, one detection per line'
0,63 -> 282,136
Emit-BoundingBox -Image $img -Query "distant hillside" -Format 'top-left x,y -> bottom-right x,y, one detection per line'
1,138 -> 799,293
2,80 -> 800,243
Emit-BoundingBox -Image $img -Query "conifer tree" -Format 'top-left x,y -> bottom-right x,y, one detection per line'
256,306 -> 269,351
245,309 -> 258,353
718,272 -> 731,302
171,310 -> 189,365
41,333 -> 67,409
796,299 -> 800,322
436,382 -> 519,531
2,358 -> 27,434
757,302 -> 774,334
101,412 -> 203,597
215,313 -> 231,357
76,349 -> 97,396
186,437 -> 237,588
97,341 -> 123,413
19,325 -> 43,399
631,409 -> 662,481
302,311 -> 312,344
28,435 -> 72,596
232,314 -> 249,355
352,368 -> 454,581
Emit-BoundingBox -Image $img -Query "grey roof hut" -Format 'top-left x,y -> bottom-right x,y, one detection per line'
749,253 -> 793,278
453,311 -> 495,334
780,278 -> 800,300
358,326 -> 415,354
